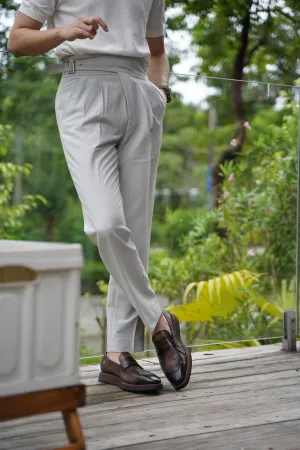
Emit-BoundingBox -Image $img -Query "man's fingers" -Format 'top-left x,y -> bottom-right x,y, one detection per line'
96,17 -> 109,32
90,19 -> 99,32
81,18 -> 99,33
77,23 -> 96,36
78,29 -> 94,40
82,16 -> 108,32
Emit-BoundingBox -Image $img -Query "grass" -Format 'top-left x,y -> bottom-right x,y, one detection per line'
80,356 -> 102,365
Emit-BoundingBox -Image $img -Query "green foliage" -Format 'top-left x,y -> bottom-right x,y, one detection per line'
0,124 -> 45,238
218,99 -> 298,285
150,208 -> 226,301
276,277 -> 297,312
79,340 -> 94,358
192,340 -> 264,352
80,356 -> 102,365
1,56 -> 73,242
150,250 -> 190,301
81,260 -> 109,294
162,207 -> 198,255
167,0 -> 300,84
150,101 -> 298,344
152,100 -> 298,299
158,96 -> 208,192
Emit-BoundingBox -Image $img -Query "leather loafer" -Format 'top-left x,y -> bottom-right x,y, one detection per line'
98,352 -> 163,393
152,310 -> 192,390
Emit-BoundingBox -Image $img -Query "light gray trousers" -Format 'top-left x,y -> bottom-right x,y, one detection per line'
55,55 -> 166,352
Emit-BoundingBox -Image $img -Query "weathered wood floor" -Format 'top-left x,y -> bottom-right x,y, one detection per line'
1,344 -> 300,450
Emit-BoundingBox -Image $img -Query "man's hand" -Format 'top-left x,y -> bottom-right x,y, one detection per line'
8,13 -> 109,57
59,16 -> 109,42
147,36 -> 170,102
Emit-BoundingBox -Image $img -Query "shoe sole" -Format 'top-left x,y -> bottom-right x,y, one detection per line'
163,310 -> 192,391
98,371 -> 163,393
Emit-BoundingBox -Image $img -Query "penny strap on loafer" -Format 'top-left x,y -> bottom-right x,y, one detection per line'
152,331 -> 180,375
119,352 -> 143,370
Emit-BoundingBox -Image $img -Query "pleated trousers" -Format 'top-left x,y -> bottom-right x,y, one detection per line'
55,54 -> 166,352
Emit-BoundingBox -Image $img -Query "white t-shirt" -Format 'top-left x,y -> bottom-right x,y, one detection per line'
18,0 -> 165,63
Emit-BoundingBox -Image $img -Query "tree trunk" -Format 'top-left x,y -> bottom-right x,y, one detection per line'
44,215 -> 56,241
213,4 -> 252,207
13,133 -> 23,205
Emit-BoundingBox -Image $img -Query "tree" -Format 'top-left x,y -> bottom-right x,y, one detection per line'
0,55 -> 75,241
0,0 -> 18,76
166,0 -> 300,204
0,124 -> 44,238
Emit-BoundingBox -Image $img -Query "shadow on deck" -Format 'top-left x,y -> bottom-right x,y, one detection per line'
1,344 -> 300,450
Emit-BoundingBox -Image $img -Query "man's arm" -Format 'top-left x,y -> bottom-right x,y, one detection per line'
147,35 -> 170,89
8,12 -> 108,57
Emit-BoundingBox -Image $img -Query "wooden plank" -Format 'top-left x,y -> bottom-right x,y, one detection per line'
81,352 -> 286,381
57,373 -> 300,415
85,372 -> 300,408
78,344 -> 287,376
64,385 -> 300,428
81,357 -> 300,392
79,345 -> 287,375
79,346 -> 270,372
10,364 -> 299,429
52,445 -> 80,450
2,369 -> 298,432
2,382 -> 300,446
86,360 -> 300,398
2,358 -> 298,430
75,403 -> 300,449
1,345 -> 299,450
190,349 -> 285,367
80,352 -> 297,383
138,343 -> 289,365
79,343 -> 298,376
2,372 -> 299,437
119,420 -> 300,450
4,393 -> 300,450
81,356 -> 299,388
0,385 -> 85,421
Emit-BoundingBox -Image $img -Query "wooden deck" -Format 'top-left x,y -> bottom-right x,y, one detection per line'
1,344 -> 300,450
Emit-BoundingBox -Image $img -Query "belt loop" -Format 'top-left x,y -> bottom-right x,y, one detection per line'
68,60 -> 76,74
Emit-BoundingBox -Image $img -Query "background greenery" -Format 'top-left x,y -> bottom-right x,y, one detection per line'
1,0 -> 300,354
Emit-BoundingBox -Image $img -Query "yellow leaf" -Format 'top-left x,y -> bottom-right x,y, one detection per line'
215,276 -> 222,305
195,281 -> 206,302
172,270 -> 277,325
183,282 -> 197,304
208,278 -> 214,305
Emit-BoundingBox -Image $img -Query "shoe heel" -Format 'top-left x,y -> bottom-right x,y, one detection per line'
98,371 -> 114,384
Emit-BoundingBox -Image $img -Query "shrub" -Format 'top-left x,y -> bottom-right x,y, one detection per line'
0,125 -> 44,238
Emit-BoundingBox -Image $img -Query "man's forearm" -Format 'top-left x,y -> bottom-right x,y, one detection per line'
147,53 -> 170,86
8,28 -> 65,57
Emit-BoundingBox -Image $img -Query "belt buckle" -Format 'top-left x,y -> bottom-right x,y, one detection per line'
68,60 -> 76,74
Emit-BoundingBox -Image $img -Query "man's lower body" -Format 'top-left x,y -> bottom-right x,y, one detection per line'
55,54 -> 191,392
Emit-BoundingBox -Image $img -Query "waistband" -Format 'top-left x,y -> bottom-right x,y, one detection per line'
48,54 -> 147,77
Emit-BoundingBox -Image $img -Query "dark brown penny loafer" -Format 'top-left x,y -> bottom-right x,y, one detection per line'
98,352 -> 163,393
152,310 -> 192,390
